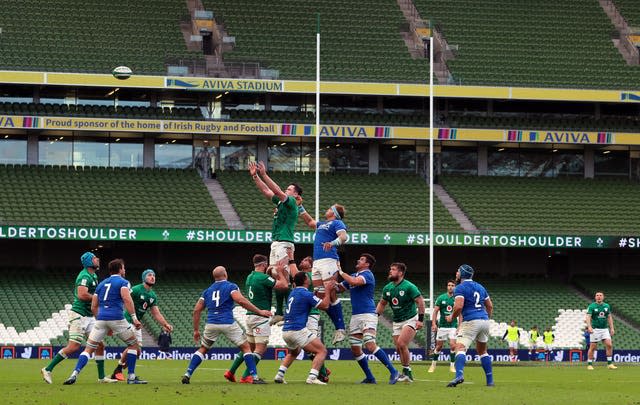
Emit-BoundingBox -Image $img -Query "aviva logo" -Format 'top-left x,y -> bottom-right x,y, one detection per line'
620,92 -> 640,102
166,78 -> 199,88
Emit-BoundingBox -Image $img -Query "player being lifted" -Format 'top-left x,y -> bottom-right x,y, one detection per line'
41,252 -> 116,384
376,262 -> 424,382
181,266 -> 271,384
298,203 -> 348,344
446,264 -> 494,388
249,161 -> 301,325
429,279 -> 459,373
63,259 -> 146,385
110,269 -> 173,381
224,254 -> 288,383
337,253 -> 400,384
585,291 -> 617,370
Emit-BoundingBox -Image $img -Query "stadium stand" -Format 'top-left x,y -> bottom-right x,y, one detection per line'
203,0 -> 428,82
415,0 -> 640,89
613,0 -> 640,26
439,176 -> 640,235
573,276 -> 640,348
445,113 -> 640,132
0,0 -> 202,75
0,165 -> 225,228
0,102 -> 204,121
217,171 -> 462,232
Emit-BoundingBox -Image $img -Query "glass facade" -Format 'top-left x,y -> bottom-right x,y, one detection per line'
220,141 -> 256,171
39,136 -> 72,166
379,144 -> 416,173
72,135 -> 110,167
489,147 -> 584,177
155,136 -> 193,168
595,150 -> 628,177
441,148 -> 478,175
0,135 -> 27,164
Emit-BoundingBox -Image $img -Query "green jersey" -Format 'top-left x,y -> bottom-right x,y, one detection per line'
245,270 -> 276,315
381,279 -> 422,322
307,272 -> 320,315
70,268 -> 98,316
124,283 -> 158,323
435,292 -> 457,328
587,301 -> 611,329
271,195 -> 298,242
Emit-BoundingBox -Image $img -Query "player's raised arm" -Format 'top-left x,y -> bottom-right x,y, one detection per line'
298,208 -> 317,229
323,229 -> 347,252
256,161 -> 287,201
249,161 -> 275,200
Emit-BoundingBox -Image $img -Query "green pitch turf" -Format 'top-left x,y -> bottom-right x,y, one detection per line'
4,360 -> 638,405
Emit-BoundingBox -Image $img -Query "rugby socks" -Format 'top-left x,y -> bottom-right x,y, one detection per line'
480,353 -> 494,385
74,351 -> 91,374
242,353 -> 261,378
449,351 -> 455,364
243,352 -> 258,378
126,349 -> 138,378
45,350 -> 67,371
308,368 -> 319,381
276,365 -> 288,379
403,365 -> 413,379
95,355 -> 105,379
431,350 -> 440,364
185,351 -> 204,377
228,352 -> 244,374
607,356 -> 613,365
319,364 -> 328,377
373,347 -> 395,374
327,300 -> 345,330
355,354 -> 375,381
274,288 -> 289,316
454,351 -> 466,380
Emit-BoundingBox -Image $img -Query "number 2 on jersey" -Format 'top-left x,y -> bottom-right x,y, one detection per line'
473,291 -> 481,308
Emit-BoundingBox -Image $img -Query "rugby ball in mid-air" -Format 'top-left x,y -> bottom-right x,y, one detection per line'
112,66 -> 132,80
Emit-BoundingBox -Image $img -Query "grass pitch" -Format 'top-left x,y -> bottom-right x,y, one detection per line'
4,359 -> 638,405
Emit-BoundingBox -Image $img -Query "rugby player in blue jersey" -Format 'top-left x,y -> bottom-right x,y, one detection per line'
337,253 -> 400,384
274,272 -> 335,385
181,266 -> 272,384
446,264 -> 495,388
63,259 -> 144,385
298,203 -> 348,344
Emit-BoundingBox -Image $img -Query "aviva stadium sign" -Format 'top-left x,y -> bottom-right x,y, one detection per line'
0,225 -> 638,249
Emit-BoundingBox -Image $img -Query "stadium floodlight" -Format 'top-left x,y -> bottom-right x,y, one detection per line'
315,13 -> 320,221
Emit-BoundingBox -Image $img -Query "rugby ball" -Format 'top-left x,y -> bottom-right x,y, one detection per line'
112,66 -> 132,80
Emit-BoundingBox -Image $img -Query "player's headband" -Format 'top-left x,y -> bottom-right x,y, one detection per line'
331,205 -> 341,220
254,261 -> 268,267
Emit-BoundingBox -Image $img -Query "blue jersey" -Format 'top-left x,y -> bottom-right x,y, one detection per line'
283,287 -> 322,331
313,219 -> 347,260
341,269 -> 376,315
95,275 -> 131,321
201,280 -> 240,324
454,280 -> 490,322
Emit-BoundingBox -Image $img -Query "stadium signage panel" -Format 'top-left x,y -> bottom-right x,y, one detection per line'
0,225 -> 633,249
5,113 -> 640,144
166,78 -> 283,92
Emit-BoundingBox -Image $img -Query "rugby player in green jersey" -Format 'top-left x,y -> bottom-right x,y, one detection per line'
110,269 -> 173,381
429,280 -> 459,373
376,262 -> 425,382
41,252 -> 115,384
586,291 -> 617,370
249,161 -> 301,325
224,254 -> 288,383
